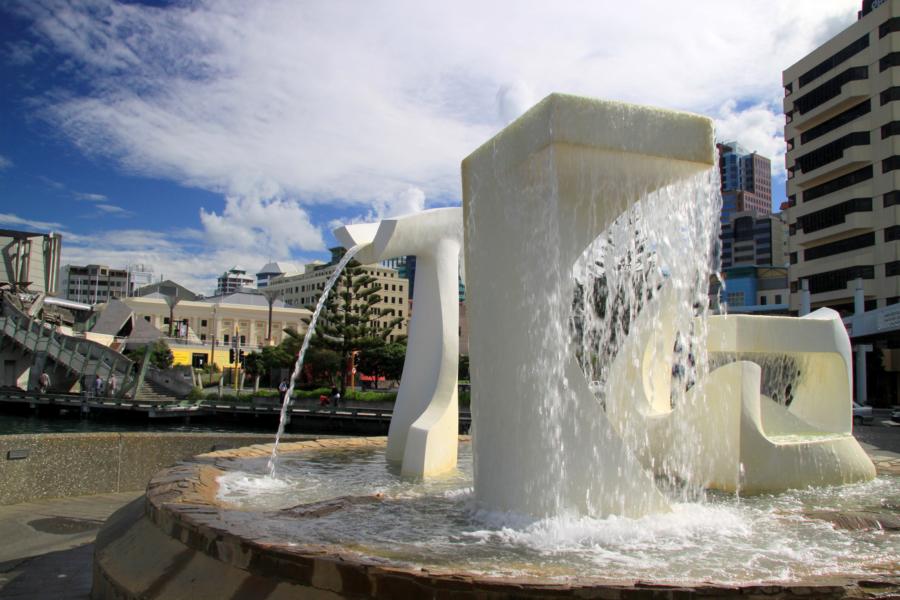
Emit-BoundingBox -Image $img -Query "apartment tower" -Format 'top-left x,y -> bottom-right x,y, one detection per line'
783,0 -> 900,314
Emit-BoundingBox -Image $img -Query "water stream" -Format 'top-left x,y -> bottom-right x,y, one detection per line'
266,244 -> 361,477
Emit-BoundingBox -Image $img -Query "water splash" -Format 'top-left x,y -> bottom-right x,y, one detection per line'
267,245 -> 362,477
571,167 -> 722,500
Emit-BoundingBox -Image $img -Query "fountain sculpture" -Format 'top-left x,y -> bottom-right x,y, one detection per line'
334,207 -> 463,477
91,94 -> 896,599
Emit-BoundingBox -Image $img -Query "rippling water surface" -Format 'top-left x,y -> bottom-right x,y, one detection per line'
217,443 -> 900,583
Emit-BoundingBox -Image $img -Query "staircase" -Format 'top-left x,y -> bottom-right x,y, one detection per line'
0,294 -> 140,397
135,379 -> 178,403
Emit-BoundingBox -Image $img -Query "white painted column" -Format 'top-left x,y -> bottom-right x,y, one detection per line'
799,279 -> 811,316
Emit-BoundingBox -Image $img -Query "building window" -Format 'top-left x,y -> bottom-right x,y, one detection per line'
803,165 -> 873,203
797,197 -> 872,233
804,232 -> 875,261
798,34 -> 868,87
795,131 -> 869,174
224,334 -> 229,344
200,334 -> 206,341
775,295 -> 782,304
880,16 -> 900,38
726,292 -> 745,306
807,265 -> 874,294
882,121 -> 900,139
201,319 -> 208,327
880,51 -> 900,72
144,316 -> 151,322
884,155 -> 900,173
793,66 -> 868,114
790,252 -> 798,265
886,226 -> 900,242
760,296 -> 767,306
883,86 -> 900,105
887,261 -> 900,277
886,191 -> 900,207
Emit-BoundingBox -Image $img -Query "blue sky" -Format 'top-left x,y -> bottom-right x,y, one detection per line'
0,0 -> 859,294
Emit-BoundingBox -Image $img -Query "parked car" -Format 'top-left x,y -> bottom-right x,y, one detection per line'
852,402 -> 873,426
891,407 -> 900,423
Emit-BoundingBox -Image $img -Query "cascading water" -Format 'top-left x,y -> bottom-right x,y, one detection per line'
571,166 -> 723,498
266,244 -> 361,477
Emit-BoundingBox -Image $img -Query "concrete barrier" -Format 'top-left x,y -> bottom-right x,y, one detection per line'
0,432 -> 318,505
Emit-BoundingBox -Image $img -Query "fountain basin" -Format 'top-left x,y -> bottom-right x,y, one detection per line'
92,436 -> 900,599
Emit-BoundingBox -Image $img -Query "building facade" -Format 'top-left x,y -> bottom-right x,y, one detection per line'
120,292 -> 311,367
256,261 -> 296,288
0,229 -> 62,295
720,211 -> 789,269
718,141 -> 773,223
783,0 -> 900,314
712,266 -> 790,315
61,264 -> 132,304
266,251 -> 409,342
216,266 -> 255,295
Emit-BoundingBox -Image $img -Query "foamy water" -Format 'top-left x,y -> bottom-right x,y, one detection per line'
216,444 -> 899,583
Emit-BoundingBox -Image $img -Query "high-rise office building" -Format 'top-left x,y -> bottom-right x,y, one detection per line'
718,141 -> 773,224
720,211 -> 789,269
783,0 -> 900,314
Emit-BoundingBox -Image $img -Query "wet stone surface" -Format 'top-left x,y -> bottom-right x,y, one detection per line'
27,517 -> 103,535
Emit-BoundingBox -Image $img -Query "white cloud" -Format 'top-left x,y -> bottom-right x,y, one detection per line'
18,0 -> 857,215
0,212 -> 62,230
0,155 -> 12,171
714,100 -> 788,178
74,191 -> 107,201
94,204 -> 131,217
199,195 -> 325,258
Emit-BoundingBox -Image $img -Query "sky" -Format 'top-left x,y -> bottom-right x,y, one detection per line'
0,0 -> 861,295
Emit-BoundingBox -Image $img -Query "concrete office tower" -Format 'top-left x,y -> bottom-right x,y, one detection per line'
718,141 -> 773,223
61,264 -> 130,304
216,266 -> 255,295
720,211 -> 789,269
783,0 -> 900,314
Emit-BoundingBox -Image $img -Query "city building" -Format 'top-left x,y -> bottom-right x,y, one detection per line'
119,290 -> 311,367
712,266 -> 790,315
720,211 -> 789,269
266,249 -> 409,342
0,229 -> 62,294
718,141 -> 773,224
256,261 -> 297,288
134,280 -> 200,301
60,264 -> 134,304
783,0 -> 900,315
215,266 -> 255,295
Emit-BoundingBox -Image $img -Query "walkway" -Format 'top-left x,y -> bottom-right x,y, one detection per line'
0,491 -> 139,599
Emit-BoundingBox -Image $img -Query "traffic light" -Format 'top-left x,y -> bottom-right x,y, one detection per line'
353,352 -> 360,367
239,349 -> 245,364
229,348 -> 235,363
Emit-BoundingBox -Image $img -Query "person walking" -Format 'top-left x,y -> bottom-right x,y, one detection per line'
38,372 -> 50,394
108,374 -> 118,397
93,375 -> 104,398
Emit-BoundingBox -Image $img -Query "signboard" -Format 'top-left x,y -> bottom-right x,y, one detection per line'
877,305 -> 900,332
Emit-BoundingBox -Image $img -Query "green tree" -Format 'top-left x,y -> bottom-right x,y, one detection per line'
278,328 -> 342,386
128,339 -> 174,370
358,342 -> 406,389
309,258 -> 403,394
242,351 -> 265,392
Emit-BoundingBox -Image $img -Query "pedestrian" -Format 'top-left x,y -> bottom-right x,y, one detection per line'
38,372 -> 50,394
108,374 -> 118,397
94,375 -> 103,398
331,385 -> 341,407
278,379 -> 288,395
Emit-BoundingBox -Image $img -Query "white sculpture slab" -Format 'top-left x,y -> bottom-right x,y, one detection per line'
604,288 -> 876,493
461,93 -> 715,518
335,207 -> 462,477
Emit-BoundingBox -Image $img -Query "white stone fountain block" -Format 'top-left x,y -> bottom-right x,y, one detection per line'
605,289 -> 876,493
462,93 -> 715,518
335,207 -> 463,477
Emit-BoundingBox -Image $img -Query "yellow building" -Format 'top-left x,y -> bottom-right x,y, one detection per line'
120,291 -> 311,367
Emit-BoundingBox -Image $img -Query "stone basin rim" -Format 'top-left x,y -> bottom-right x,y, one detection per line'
139,435 -> 899,597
